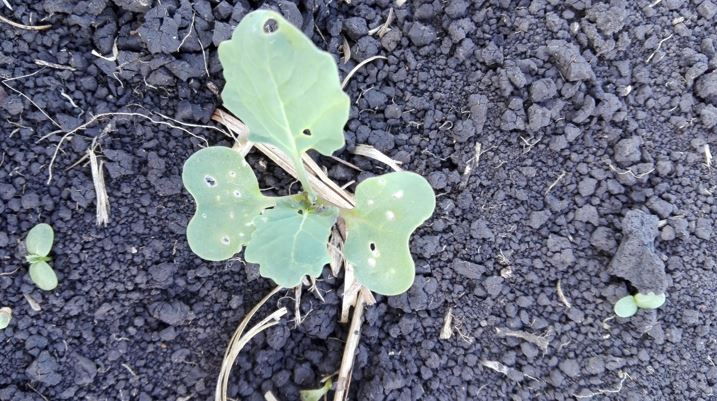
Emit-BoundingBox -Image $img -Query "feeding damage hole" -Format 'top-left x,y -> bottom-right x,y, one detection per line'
297,209 -> 304,215
204,175 -> 217,187
369,242 -> 376,252
221,236 -> 231,245
263,19 -> 278,33
302,129 -> 312,137
233,190 -> 242,198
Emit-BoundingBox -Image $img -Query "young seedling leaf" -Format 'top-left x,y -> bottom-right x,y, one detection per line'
29,261 -> 58,291
218,10 -> 350,191
245,197 -> 339,288
0,307 -> 11,330
342,172 -> 436,296
26,223 -> 54,257
614,295 -> 638,318
300,377 -> 333,401
182,146 -> 275,261
634,292 -> 666,309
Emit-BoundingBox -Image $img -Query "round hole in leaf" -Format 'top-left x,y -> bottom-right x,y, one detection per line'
297,209 -> 304,215
204,175 -> 217,187
221,236 -> 231,245
263,19 -> 278,33
302,129 -> 312,137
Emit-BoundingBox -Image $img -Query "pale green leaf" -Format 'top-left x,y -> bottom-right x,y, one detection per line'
29,261 -> 58,291
614,295 -> 638,318
26,223 -> 54,257
245,197 -> 338,288
0,307 -> 11,330
182,146 -> 275,261
218,10 -> 350,190
300,378 -> 333,401
634,292 -> 666,309
342,172 -> 436,296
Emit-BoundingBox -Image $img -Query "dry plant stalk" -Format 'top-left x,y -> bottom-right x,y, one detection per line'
334,287 -> 374,401
440,307 -> 454,339
495,327 -> 551,354
88,144 -> 110,226
216,286 -> 287,401
351,144 -> 403,172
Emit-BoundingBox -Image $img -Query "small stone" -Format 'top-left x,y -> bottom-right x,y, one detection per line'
574,204 -> 599,225
148,300 -> 190,325
614,136 -> 642,165
698,1 -> 717,19
343,17 -> 368,40
700,105 -> 717,128
578,177 -> 597,197
591,226 -> 617,252
483,276 -> 504,297
646,196 -> 674,218
695,217 -> 713,240
527,104 -> 552,131
695,71 -> 717,100
407,22 -> 436,47
452,259 -> 485,280
558,359 -> 581,378
528,210 -> 552,229
26,351 -> 62,386
530,78 -> 557,102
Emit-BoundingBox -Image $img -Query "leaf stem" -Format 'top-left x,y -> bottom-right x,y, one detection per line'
292,155 -> 317,203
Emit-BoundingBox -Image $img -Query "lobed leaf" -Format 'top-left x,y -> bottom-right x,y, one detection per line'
218,10 -> 350,189
0,307 -> 11,330
26,223 -> 54,257
245,197 -> 338,288
29,261 -> 58,291
614,295 -> 638,318
342,172 -> 436,296
634,292 -> 666,309
182,146 -> 275,261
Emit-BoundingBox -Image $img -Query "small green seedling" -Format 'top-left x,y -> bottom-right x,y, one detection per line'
25,223 -> 58,291
614,292 -> 666,318
300,377 -> 333,401
0,307 -> 11,330
183,10 -> 435,295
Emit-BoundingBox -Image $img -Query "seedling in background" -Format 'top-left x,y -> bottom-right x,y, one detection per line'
300,376 -> 333,401
25,223 -> 58,291
614,292 -> 666,318
0,307 -> 11,330
183,10 -> 435,295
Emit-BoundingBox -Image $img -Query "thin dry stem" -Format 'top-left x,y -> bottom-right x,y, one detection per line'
88,140 -> 110,226
495,327 -> 552,354
439,307 -> 453,339
557,279 -> 572,309
351,144 -> 403,172
216,286 -> 286,401
0,14 -> 51,30
341,56 -> 387,89
334,288 -> 370,401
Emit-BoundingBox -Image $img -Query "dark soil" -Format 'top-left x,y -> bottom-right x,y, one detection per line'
2,0 -> 717,400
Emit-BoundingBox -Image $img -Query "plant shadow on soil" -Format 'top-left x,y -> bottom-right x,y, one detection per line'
1,0 -> 717,400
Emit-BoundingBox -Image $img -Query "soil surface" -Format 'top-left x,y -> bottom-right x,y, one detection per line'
2,0 -> 717,400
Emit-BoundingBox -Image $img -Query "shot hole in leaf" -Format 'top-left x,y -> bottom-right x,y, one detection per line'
204,175 -> 217,187
302,129 -> 312,137
263,19 -> 278,33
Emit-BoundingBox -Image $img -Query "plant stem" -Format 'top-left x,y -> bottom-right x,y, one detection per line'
293,155 -> 316,202
333,289 -> 368,401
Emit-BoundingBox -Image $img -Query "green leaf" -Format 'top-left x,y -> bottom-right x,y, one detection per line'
300,377 -> 333,401
183,146 -> 275,261
342,172 -> 436,296
614,295 -> 638,318
26,223 -> 54,257
0,307 -> 11,330
218,10 -> 350,191
634,292 -> 666,309
29,261 -> 58,291
245,197 -> 338,288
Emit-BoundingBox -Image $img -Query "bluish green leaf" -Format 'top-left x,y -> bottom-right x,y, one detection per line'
182,146 -> 275,261
614,295 -> 638,318
634,292 -> 666,309
26,223 -> 54,257
342,172 -> 436,296
218,10 -> 350,190
29,261 -> 58,291
0,307 -> 11,330
245,197 -> 338,288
